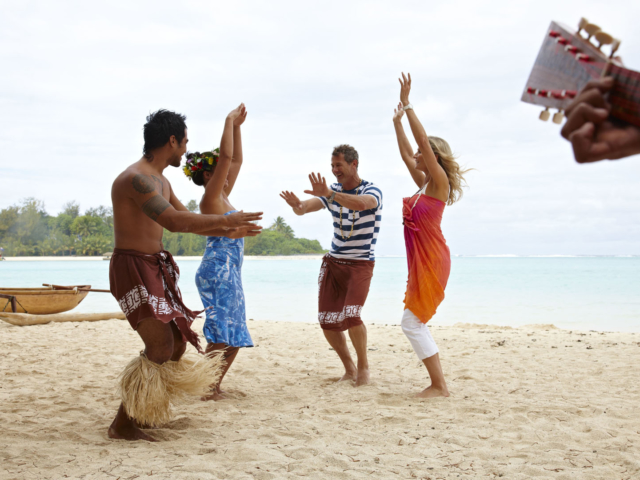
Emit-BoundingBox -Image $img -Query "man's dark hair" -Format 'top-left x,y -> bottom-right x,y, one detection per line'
143,109 -> 187,159
332,144 -> 359,166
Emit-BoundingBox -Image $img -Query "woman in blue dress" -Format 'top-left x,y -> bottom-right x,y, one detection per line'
184,103 -> 260,401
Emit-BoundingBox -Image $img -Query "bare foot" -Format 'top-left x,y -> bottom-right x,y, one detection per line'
134,420 -> 157,430
201,390 -> 226,401
414,385 -> 450,399
108,422 -> 156,442
339,370 -> 357,382
108,405 -> 157,442
355,368 -> 370,387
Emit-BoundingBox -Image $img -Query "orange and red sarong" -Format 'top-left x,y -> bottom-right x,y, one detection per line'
318,254 -> 374,331
403,194 -> 451,324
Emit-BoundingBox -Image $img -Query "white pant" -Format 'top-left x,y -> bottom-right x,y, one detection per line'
401,309 -> 439,360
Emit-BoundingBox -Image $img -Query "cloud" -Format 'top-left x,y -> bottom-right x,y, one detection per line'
1,0 -> 639,255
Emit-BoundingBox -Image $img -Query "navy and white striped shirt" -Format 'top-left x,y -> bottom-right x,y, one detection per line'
319,180 -> 383,261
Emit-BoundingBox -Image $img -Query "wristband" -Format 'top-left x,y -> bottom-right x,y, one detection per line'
403,103 -> 413,111
327,191 -> 337,203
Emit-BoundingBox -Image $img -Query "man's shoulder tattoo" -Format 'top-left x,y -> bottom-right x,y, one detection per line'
151,175 -> 164,194
142,195 -> 170,221
132,174 -> 156,194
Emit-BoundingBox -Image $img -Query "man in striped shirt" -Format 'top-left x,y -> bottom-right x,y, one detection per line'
280,144 -> 382,386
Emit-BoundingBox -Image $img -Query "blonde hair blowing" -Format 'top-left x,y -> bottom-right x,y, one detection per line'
428,136 -> 470,206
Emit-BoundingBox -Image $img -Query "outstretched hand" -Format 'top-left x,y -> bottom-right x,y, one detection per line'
561,77 -> 640,163
303,173 -> 332,198
226,210 -> 263,228
393,102 -> 405,123
227,224 -> 262,239
399,72 -> 411,107
280,191 -> 303,210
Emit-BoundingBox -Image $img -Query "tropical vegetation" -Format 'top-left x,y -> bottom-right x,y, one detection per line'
244,216 -> 326,256
0,199 -> 325,257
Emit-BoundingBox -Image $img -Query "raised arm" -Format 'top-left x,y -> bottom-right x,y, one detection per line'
393,102 -> 425,188
399,73 -> 448,190
225,108 -> 247,195
128,173 -> 261,233
201,104 -> 245,204
280,191 -> 324,216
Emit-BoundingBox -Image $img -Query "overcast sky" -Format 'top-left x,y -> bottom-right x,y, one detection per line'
1,0 -> 639,255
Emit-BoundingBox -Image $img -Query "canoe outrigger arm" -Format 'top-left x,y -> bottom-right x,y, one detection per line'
42,284 -> 111,293
0,294 -> 19,313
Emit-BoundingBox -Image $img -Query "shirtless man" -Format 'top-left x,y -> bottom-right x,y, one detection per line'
109,107 -> 262,441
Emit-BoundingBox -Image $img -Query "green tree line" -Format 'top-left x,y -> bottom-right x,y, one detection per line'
0,199 -> 326,257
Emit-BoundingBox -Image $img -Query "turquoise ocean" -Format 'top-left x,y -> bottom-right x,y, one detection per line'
1,257 -> 639,332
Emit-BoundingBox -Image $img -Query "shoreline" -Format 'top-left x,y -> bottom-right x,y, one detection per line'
3,254 -> 327,261
3,254 -> 638,261
1,313 -> 637,334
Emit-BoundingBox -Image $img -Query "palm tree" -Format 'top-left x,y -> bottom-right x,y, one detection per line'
270,216 -> 287,232
269,216 -> 294,239
282,225 -> 294,239
71,216 -> 99,239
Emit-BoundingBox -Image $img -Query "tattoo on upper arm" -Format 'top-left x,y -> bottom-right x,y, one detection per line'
142,195 -> 171,221
132,174 -> 156,194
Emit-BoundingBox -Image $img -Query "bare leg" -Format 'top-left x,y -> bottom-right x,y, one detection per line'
202,343 -> 239,401
168,320 -> 187,362
323,330 -> 357,382
347,324 -> 370,386
131,322 -> 187,429
108,318 -> 178,441
216,347 -> 238,394
415,353 -> 450,399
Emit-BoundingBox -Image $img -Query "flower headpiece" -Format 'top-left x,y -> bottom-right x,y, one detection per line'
183,148 -> 220,180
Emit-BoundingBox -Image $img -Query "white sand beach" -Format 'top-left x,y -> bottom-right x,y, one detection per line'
1,317 -> 639,479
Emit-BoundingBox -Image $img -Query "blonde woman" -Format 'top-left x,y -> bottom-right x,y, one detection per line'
393,73 -> 469,398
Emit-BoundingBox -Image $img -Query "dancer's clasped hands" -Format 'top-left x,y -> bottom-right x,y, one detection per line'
227,103 -> 247,122
232,103 -> 248,126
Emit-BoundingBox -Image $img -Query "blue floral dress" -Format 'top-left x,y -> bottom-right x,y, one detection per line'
195,211 -> 253,348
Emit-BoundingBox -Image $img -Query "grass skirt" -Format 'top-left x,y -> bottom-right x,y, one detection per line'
118,352 -> 223,427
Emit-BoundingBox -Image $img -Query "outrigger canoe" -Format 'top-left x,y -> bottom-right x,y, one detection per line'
0,284 -> 108,315
0,284 -> 123,326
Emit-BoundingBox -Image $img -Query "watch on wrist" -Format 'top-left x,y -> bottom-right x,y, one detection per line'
403,103 -> 414,111
327,191 -> 337,203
